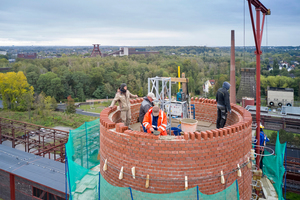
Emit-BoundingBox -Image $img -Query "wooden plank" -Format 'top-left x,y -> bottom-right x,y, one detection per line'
162,77 -> 189,83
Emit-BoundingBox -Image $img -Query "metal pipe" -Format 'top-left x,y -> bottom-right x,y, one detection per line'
255,8 -> 261,170
12,122 -> 15,148
178,66 -> 181,92
260,13 -> 266,47
248,0 -> 259,52
0,118 -> 2,144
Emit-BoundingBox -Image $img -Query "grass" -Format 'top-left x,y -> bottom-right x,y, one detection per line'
286,191 -> 300,200
78,101 -> 111,114
263,129 -> 275,138
0,109 -> 98,129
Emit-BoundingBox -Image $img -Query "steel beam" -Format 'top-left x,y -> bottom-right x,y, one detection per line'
10,173 -> 15,200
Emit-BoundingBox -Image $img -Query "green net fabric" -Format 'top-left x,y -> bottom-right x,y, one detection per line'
66,119 -> 100,199
263,132 -> 286,200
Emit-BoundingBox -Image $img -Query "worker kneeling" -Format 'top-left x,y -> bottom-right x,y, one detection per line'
143,106 -> 167,136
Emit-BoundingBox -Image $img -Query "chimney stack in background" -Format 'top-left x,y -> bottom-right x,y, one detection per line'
230,30 -> 236,104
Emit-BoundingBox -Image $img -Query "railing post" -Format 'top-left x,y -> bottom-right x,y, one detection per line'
0,118 -> 2,145
11,121 -> 15,148
24,124 -> 27,152
85,122 -> 89,169
129,187 -> 133,200
98,172 -> 101,200
10,173 -> 15,200
196,185 -> 199,200
54,130 -> 56,160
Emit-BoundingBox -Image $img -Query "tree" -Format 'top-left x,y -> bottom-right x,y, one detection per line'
188,76 -> 195,95
37,72 -> 64,100
66,95 -> 76,114
93,85 -> 105,99
26,71 -> 39,90
35,92 -> 46,117
0,71 -> 34,110
16,90 -> 35,120
272,59 -> 280,76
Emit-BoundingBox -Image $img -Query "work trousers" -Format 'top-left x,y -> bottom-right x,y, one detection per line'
216,106 -> 227,129
121,109 -> 131,127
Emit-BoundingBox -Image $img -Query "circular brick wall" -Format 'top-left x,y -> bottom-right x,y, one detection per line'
99,97 -> 252,199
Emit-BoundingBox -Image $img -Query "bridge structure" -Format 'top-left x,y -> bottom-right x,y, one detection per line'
246,106 -> 300,134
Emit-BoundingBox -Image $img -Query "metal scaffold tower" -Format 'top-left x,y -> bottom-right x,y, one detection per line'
148,76 -> 172,134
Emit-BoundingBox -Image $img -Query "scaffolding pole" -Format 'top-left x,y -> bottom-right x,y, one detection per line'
148,77 -> 172,135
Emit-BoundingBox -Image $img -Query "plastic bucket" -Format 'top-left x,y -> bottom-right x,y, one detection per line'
171,127 -> 182,136
181,119 -> 198,132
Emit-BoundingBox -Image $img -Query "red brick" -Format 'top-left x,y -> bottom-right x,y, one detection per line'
201,131 -> 207,140
195,132 -> 201,140
190,132 -> 195,140
206,130 -> 213,139
98,97 -> 252,199
184,132 -> 189,140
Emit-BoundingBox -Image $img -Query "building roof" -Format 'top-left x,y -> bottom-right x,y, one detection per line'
0,144 -> 67,194
268,87 -> 294,92
281,106 -> 300,116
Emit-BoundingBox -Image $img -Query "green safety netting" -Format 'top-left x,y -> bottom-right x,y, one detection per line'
263,132 -> 286,200
66,119 -> 100,200
66,119 -> 240,200
100,173 -> 239,200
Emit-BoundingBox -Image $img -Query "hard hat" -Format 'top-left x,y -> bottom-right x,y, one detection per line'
260,124 -> 264,129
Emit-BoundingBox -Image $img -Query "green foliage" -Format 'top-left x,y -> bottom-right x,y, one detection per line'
286,191 -> 300,200
0,71 -> 34,110
101,100 -> 112,107
37,72 -> 64,100
0,109 -> 97,128
7,47 -> 300,103
0,54 -> 8,60
66,95 -> 76,114
268,129 -> 300,147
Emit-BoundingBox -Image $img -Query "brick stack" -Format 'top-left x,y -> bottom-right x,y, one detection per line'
99,98 -> 252,199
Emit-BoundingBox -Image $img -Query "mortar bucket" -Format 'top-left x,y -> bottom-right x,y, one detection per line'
181,119 -> 198,132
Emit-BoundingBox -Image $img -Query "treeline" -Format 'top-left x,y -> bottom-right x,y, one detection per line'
11,54 -> 237,101
2,48 -> 300,103
268,129 -> 300,148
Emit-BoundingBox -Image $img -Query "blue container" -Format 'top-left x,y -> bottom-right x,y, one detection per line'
176,90 -> 182,101
171,127 -> 182,136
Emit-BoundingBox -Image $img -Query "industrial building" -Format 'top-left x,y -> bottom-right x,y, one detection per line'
17,53 -> 37,59
90,44 -> 159,57
0,145 -> 67,200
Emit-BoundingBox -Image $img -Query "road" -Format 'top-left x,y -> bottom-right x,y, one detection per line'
56,104 -> 100,117
75,109 -> 99,117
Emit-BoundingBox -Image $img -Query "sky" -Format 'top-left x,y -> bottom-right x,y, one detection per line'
0,0 -> 299,47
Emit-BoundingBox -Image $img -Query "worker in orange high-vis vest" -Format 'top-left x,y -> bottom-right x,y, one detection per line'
142,106 -> 168,136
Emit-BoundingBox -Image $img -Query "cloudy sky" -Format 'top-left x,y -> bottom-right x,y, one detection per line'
0,0 -> 299,46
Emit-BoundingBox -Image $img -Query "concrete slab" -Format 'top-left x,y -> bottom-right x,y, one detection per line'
260,176 -> 278,200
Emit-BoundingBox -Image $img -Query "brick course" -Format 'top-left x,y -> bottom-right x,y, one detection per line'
99,98 -> 252,199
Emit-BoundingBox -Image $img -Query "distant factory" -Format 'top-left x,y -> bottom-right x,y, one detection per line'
90,44 -> 159,57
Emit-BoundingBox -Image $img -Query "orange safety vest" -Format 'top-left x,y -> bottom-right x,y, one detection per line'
142,108 -> 167,136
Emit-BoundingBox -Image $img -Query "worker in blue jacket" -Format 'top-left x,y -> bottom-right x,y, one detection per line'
259,124 -> 269,169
